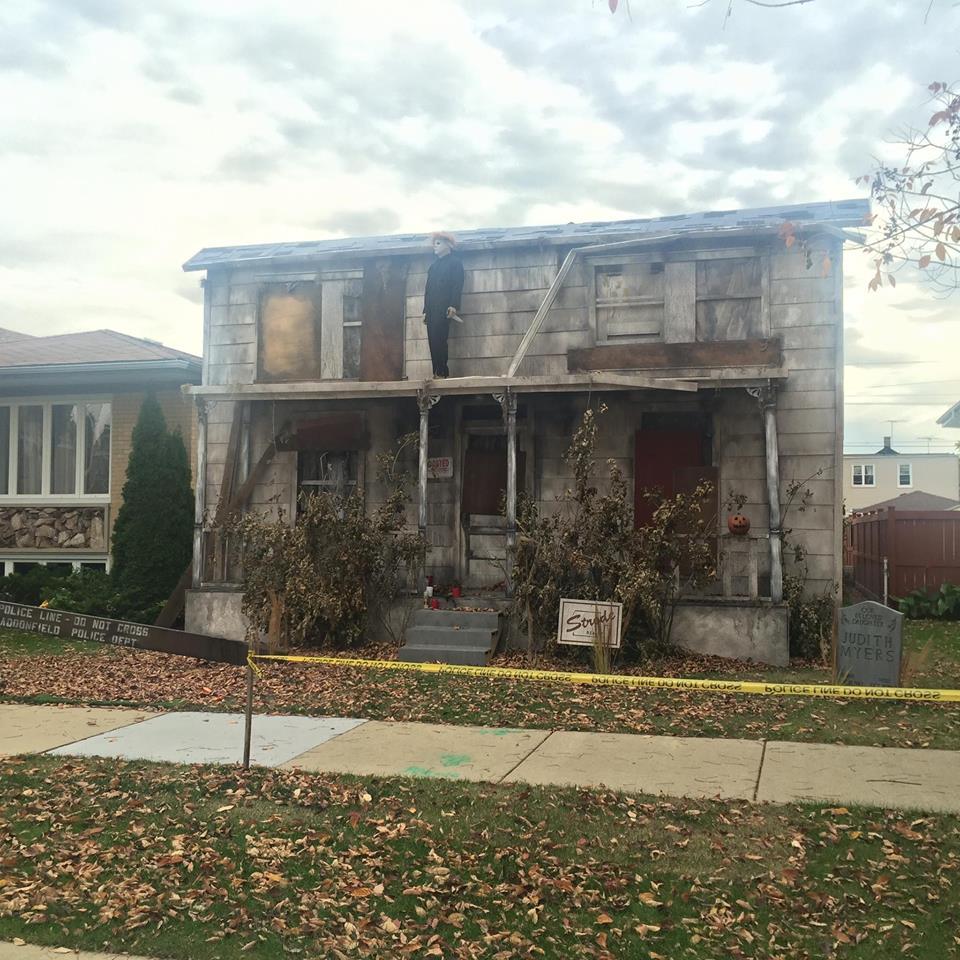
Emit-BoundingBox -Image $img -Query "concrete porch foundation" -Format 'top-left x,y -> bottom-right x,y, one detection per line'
185,587 -> 248,642
671,599 -> 790,666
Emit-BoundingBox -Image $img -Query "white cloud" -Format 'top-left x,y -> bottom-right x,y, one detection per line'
1,0 -> 959,451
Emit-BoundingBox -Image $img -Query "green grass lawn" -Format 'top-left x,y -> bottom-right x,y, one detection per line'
2,621 -> 959,750
0,756 -> 957,960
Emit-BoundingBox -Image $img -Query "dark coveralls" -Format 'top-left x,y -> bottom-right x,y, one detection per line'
423,252 -> 464,378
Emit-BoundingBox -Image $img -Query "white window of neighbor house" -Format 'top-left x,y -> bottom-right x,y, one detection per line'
0,406 -> 9,495
852,463 -> 875,487
898,462 -> 912,487
0,400 -> 111,501
51,404 -> 79,495
16,404 -> 43,495
83,403 -> 111,494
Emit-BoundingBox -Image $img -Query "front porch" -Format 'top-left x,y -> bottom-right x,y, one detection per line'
184,370 -> 791,664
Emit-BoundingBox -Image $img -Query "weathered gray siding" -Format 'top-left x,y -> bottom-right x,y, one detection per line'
197,236 -> 844,599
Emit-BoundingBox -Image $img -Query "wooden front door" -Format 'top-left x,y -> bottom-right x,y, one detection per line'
460,434 -> 526,589
634,425 -> 714,527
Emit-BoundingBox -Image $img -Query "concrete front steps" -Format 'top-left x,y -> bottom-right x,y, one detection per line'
398,608 -> 503,666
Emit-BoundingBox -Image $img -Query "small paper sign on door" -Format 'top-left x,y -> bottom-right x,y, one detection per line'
427,456 -> 453,480
557,599 -> 623,648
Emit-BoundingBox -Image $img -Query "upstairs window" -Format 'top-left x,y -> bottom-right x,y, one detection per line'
257,275 -> 363,382
696,257 -> 763,341
592,262 -> 665,342
898,463 -> 912,487
852,464 -> 875,487
0,400 -> 111,498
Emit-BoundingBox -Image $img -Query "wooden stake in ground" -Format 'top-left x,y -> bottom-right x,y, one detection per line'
243,654 -> 254,770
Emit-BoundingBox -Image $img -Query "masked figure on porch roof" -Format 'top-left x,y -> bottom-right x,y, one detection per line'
422,231 -> 464,379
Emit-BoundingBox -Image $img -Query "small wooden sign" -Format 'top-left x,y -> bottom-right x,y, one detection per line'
837,600 -> 903,687
427,456 -> 453,480
0,601 -> 248,666
557,598 -> 623,648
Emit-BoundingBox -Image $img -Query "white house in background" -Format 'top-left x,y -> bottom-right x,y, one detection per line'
938,400 -> 960,429
843,436 -> 960,512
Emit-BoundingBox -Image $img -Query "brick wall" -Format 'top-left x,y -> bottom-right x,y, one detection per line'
110,389 -> 197,534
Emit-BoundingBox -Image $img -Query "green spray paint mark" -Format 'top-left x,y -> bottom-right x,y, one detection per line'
403,765 -> 461,780
439,753 -> 471,767
477,728 -> 525,737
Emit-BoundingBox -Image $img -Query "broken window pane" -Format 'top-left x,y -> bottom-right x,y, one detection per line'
298,450 -> 358,500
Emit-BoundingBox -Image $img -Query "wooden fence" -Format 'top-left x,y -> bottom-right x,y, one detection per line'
844,507 -> 960,604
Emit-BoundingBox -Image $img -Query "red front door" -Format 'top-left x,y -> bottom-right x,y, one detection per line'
634,428 -> 713,527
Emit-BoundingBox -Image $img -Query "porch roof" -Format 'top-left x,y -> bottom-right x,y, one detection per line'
184,367 -> 788,403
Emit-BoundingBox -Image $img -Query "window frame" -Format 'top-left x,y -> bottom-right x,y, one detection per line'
0,396 -> 112,503
897,462 -> 913,488
0,556 -> 110,577
851,463 -> 876,487
253,268 -> 364,383
587,254 -> 667,345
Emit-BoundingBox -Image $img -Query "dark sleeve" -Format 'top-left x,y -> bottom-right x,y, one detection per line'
448,258 -> 464,311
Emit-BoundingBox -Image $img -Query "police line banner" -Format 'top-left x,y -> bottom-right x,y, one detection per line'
249,653 -> 960,703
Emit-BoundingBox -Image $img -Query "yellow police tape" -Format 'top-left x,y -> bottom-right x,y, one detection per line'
247,651 -> 960,704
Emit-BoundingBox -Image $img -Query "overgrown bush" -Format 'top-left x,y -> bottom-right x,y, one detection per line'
45,569 -> 137,619
898,583 -> 960,620
111,394 -> 194,621
225,438 -> 426,647
513,405 -> 716,659
0,566 -> 157,622
0,565 -> 72,606
783,567 -> 836,660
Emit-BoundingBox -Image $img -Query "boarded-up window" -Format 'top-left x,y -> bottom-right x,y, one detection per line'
695,258 -> 762,341
258,282 -> 322,381
258,277 -> 365,382
594,263 -> 664,342
341,279 -> 363,379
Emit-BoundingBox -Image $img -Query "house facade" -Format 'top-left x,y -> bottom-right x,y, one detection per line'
843,437 -> 960,512
182,199 -> 867,663
0,328 -> 201,576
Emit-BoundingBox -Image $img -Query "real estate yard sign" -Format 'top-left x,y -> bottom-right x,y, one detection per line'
557,598 -> 623,649
837,600 -> 903,687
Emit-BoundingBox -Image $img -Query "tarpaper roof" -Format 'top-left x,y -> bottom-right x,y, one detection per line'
183,198 -> 871,272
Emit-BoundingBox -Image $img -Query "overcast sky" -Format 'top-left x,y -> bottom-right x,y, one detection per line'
2,0 -> 958,452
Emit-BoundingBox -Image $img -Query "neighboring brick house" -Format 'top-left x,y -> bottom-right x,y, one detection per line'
0,328 -> 201,575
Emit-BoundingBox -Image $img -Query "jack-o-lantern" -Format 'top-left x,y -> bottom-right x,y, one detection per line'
727,513 -> 751,536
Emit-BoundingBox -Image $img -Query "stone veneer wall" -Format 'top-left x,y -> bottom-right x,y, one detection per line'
0,507 -> 106,550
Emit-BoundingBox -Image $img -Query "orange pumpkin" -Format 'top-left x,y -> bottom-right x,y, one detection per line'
727,513 -> 751,536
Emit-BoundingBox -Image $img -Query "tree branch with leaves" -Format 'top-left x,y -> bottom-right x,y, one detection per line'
860,81 -> 960,294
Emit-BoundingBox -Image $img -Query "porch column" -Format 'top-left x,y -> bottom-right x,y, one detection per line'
750,383 -> 784,603
191,397 -> 208,589
417,391 -> 439,537
497,389 -> 518,596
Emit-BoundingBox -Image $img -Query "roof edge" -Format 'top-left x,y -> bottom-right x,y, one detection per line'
183,198 -> 871,272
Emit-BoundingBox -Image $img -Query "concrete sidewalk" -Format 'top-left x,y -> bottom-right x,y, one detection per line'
2,702 -> 959,814
0,942 -> 155,960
